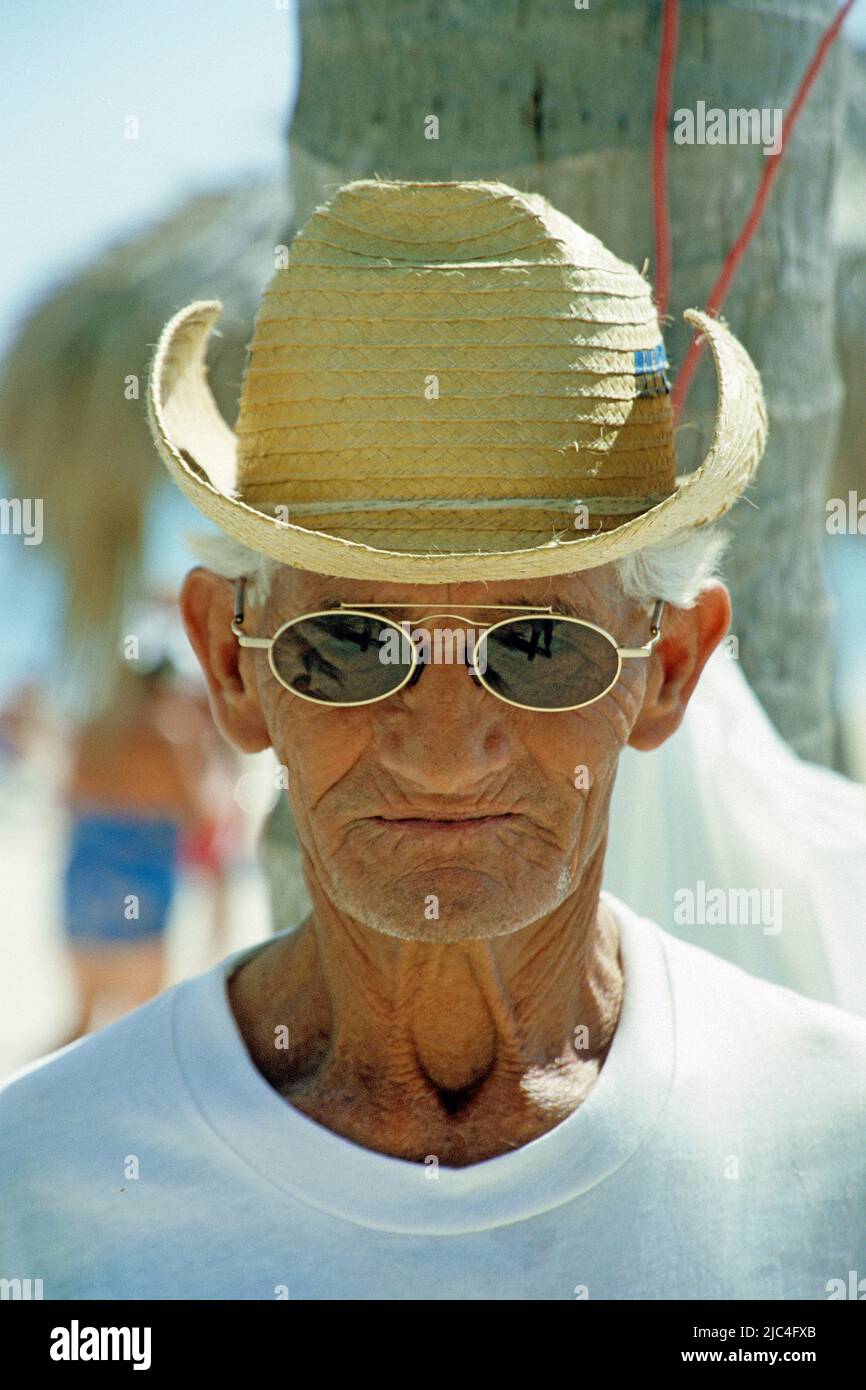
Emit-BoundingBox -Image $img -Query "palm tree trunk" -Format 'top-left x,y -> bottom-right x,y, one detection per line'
288,0 -> 850,763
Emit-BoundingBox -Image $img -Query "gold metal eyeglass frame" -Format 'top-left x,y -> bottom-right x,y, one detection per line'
230,578 -> 665,713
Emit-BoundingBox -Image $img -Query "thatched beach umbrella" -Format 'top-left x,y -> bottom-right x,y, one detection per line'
0,178 -> 290,694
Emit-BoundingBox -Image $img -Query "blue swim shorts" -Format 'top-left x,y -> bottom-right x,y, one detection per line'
63,812 -> 180,945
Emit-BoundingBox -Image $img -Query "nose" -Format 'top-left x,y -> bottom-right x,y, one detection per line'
373,635 -> 513,795
404,661 -> 483,692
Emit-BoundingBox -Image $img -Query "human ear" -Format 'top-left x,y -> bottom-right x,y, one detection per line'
179,568 -> 272,754
627,581 -> 731,751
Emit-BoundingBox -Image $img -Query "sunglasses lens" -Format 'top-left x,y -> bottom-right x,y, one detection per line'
271,613 -> 412,705
477,618 -> 620,710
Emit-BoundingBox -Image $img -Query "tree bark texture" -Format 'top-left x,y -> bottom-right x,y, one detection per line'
288,0 -> 853,763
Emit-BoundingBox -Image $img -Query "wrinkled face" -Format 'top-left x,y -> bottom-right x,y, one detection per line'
245,564 -> 655,944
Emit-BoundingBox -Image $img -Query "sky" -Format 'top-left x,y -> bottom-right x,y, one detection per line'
0,0 -> 299,359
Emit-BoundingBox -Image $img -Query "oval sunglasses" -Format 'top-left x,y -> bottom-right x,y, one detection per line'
231,579 -> 665,713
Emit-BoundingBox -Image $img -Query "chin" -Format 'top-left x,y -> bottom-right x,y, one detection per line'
332,867 -> 560,943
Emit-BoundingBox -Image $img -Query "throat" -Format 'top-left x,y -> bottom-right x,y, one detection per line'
227,896 -> 624,1165
435,1069 -> 492,1116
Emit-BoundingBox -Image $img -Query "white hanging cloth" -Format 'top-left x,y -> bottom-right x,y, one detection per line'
605,649 -> 866,1015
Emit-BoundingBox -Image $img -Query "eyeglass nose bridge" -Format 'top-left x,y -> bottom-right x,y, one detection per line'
400,634 -> 486,688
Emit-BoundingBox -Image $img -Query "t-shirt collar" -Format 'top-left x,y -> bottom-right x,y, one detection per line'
171,892 -> 675,1234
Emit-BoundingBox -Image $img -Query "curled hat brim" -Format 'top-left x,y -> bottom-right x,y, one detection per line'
147,302 -> 766,583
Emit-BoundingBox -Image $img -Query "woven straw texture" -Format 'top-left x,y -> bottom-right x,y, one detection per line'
148,179 -> 767,582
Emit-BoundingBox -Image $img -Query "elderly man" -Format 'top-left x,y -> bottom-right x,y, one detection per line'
1,180 -> 863,1301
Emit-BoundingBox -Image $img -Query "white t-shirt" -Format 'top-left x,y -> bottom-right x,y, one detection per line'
1,893 -> 864,1301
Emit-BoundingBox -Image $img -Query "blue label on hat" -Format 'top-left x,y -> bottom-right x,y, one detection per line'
634,344 -> 671,398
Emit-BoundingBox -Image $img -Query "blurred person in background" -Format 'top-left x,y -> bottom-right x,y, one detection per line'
56,655 -> 239,1047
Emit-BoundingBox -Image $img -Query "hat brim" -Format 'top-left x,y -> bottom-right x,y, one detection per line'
147,301 -> 766,583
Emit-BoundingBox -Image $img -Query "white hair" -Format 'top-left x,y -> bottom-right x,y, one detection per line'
185,530 -> 281,608
185,523 -> 728,611
613,525 -> 729,608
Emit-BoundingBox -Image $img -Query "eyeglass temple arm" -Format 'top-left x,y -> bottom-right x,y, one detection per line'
230,577 -> 271,649
619,600 -> 665,659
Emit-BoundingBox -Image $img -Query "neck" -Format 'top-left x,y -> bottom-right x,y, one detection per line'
228,846 -> 624,1166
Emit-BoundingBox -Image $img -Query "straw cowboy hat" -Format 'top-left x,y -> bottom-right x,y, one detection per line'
147,179 -> 767,582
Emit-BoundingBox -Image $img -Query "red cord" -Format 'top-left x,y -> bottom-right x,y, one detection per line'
669,0 -> 856,417
652,0 -> 681,321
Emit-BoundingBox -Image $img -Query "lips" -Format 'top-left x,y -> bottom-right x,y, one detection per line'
370,813 -> 516,834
